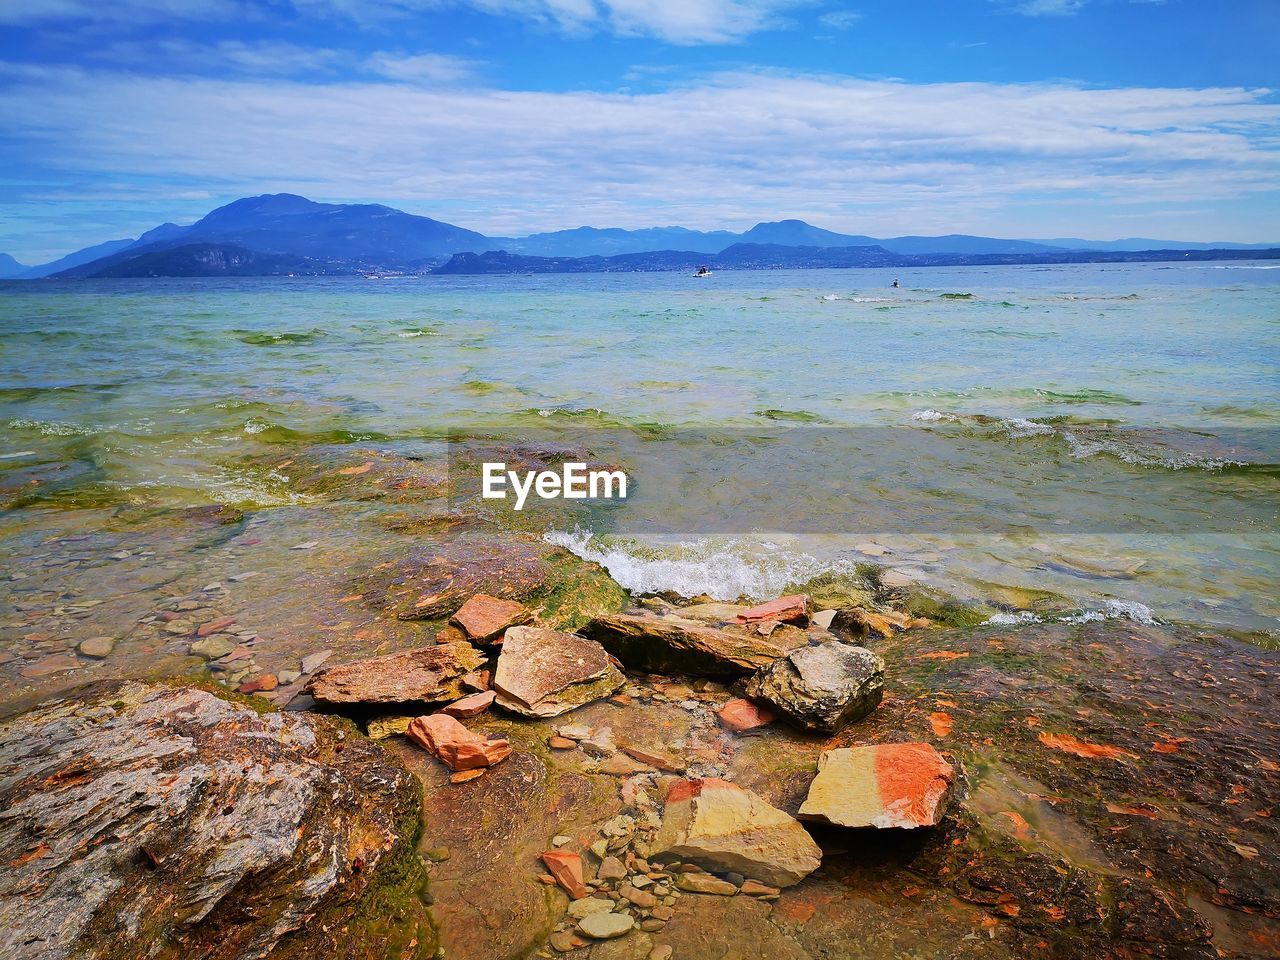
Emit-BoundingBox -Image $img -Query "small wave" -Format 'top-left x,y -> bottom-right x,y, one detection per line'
911,409 -> 959,423
754,409 -> 827,423
234,330 -> 324,346
6,417 -> 104,437
938,292 -> 975,300
986,599 -> 1157,627
398,327 -> 439,338
545,527 -> 856,602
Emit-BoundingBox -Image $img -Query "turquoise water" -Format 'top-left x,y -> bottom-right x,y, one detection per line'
1,262 -> 1277,632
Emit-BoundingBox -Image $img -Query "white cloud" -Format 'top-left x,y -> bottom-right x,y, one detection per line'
1014,0 -> 1085,15
1,65 -> 1278,244
365,52 -> 483,83
1,0 -> 810,43
818,10 -> 861,30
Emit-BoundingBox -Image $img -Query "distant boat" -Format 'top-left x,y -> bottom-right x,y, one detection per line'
694,265 -> 712,277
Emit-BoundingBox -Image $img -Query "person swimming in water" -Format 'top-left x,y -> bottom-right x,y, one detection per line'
891,279 -> 900,288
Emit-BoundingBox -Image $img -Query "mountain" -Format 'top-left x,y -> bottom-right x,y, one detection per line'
20,238 -> 136,278
435,244 -> 1280,275
80,243 -> 337,278
0,254 -> 28,278
738,220 -> 877,247
878,235 -> 1062,255
1028,237 -> 1280,252
492,225 -> 738,257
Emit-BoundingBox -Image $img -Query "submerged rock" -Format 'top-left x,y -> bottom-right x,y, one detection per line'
0,679 -> 432,960
439,689 -> 496,718
650,778 -> 821,888
406,713 -> 511,771
307,643 -> 485,706
493,625 -> 624,717
742,643 -> 884,733
798,742 -> 955,829
541,850 -> 589,899
716,697 -> 776,733
584,613 -> 799,677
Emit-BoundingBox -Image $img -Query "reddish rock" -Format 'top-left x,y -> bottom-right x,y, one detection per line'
540,850 -> 589,899
237,674 -> 278,694
584,614 -> 795,677
439,690 -> 496,718
406,714 -> 512,772
716,698 -> 776,733
548,736 -> 577,750
462,669 -> 491,692
19,655 -> 79,679
798,742 -> 955,829
735,595 -> 810,625
196,616 -> 236,637
450,594 -> 533,644
449,769 -> 486,784
619,745 -> 684,773
306,643 -> 485,706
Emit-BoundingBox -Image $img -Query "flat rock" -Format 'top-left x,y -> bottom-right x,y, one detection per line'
367,714 -> 414,739
799,742 -> 955,829
307,643 -> 485,706
407,714 -> 512,771
742,643 -> 884,734
584,613 -> 797,677
578,911 -> 635,939
650,778 -> 821,888
0,679 -> 431,960
189,635 -> 236,660
675,873 -> 739,895
568,896 -> 615,919
735,594 -> 810,625
493,626 -> 624,717
439,690 -> 496,718
450,594 -> 532,643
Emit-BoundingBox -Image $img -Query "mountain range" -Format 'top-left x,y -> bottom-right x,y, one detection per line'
1,193 -> 1277,279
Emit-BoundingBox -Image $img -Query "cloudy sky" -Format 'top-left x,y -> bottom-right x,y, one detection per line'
1,0 -> 1278,262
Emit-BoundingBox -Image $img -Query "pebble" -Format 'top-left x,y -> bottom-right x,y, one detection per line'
640,919 -> 666,933
552,835 -> 571,847
277,669 -> 301,685
577,912 -> 634,939
548,736 -> 576,750
290,541 -> 319,550
567,897 -> 614,919
191,636 -> 237,660
77,636 -> 115,658
548,931 -> 579,953
300,650 -> 332,674
650,945 -> 673,960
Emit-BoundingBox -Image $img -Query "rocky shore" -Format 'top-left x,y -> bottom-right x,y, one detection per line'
1,445 -> 1277,959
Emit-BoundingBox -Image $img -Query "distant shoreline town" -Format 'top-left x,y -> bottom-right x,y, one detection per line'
4,193 -> 1278,280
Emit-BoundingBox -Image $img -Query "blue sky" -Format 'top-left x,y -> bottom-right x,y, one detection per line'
1,0 -> 1278,262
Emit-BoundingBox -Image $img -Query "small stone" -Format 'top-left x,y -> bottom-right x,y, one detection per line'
740,880 -> 780,897
590,840 -> 609,859
579,727 -> 616,757
548,736 -> 577,750
191,636 -> 236,660
622,886 -> 657,908
597,856 -> 627,880
577,912 -> 634,939
552,835 -> 572,847
548,930 -> 579,953
640,920 -> 666,933
238,673 -> 278,694
440,690 -> 496,718
811,609 -> 837,629
567,896 -> 614,919
77,636 -> 115,659
650,945 -> 673,960
196,616 -> 236,637
619,745 -> 683,773
556,724 -> 592,741
674,874 -> 738,895
449,769 -> 486,784
716,698 -> 775,733
290,541 -> 319,550
650,906 -> 674,921
276,669 -> 301,685
723,872 -> 745,887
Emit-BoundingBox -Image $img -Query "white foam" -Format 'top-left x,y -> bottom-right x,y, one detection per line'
911,409 -> 958,422
544,527 -> 855,602
986,611 -> 1042,625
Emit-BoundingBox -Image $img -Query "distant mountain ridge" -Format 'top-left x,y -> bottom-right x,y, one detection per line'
3,193 -> 1278,279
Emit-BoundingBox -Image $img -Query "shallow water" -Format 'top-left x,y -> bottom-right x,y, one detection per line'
1,262 -> 1277,633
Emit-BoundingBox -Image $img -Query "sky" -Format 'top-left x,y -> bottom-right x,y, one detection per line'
1,0 -> 1278,263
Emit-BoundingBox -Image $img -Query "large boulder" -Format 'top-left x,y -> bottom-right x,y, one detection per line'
583,613 -> 801,677
307,643 -> 485,706
493,626 -> 624,717
742,643 -> 884,733
798,742 -> 955,829
0,680 -> 433,960
650,778 -> 822,888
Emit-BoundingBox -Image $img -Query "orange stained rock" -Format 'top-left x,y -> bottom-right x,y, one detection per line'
929,712 -> 953,737
406,714 -> 511,771
1037,731 -> 1134,760
540,850 -> 589,899
734,594 -> 810,625
919,650 -> 969,661
336,462 -> 373,475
